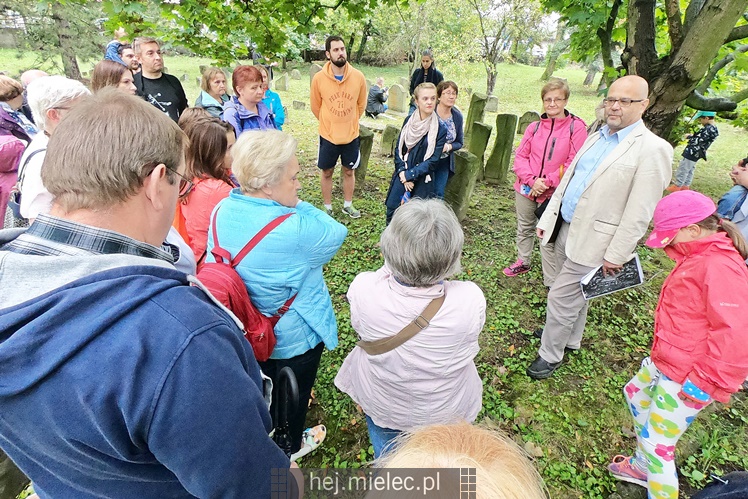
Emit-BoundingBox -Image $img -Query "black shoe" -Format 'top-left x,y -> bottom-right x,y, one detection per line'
526,356 -> 562,380
365,111 -> 374,118
533,328 -> 579,353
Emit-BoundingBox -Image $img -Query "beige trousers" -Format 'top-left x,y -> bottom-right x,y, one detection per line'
538,222 -> 596,364
514,191 -> 558,286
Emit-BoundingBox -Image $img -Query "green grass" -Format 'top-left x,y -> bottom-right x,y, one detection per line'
5,48 -> 748,498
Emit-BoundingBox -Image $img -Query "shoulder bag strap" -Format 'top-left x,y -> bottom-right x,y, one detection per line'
356,293 -> 446,356
17,147 -> 47,191
209,207 -> 293,265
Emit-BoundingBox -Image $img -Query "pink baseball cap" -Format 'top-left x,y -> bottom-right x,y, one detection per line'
646,190 -> 717,248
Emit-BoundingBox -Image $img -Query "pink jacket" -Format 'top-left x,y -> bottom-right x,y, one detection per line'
651,233 -> 748,403
334,266 -> 485,431
181,177 -> 233,262
512,111 -> 587,203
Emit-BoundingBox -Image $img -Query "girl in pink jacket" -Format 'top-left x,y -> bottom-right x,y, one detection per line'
504,79 -> 587,285
609,190 -> 748,499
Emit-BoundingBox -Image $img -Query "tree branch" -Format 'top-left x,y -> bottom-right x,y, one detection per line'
684,0 -> 706,29
724,23 -> 748,44
685,90 -> 738,111
664,0 -> 683,50
729,86 -> 748,103
696,44 -> 748,92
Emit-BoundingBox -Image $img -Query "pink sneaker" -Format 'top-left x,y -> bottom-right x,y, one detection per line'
608,455 -> 647,488
503,259 -> 531,277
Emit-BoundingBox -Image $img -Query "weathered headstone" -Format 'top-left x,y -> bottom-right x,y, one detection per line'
275,73 -> 290,91
290,69 -> 301,80
309,64 -> 323,86
196,77 -> 201,87
181,74 -> 189,82
485,95 -> 499,113
485,113 -> 519,184
388,84 -> 408,113
341,126 -> 374,191
380,124 -> 401,157
517,111 -> 541,134
355,126 -> 374,191
464,93 -> 488,144
469,122 -> 493,181
445,150 -> 481,222
292,100 -> 306,110
199,65 -> 207,74
366,79 -> 373,92
399,76 -> 410,89
463,87 -> 473,97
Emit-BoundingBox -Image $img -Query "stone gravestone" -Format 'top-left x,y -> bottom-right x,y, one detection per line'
181,74 -> 189,82
469,122 -> 493,181
340,126 -> 374,192
445,150 -> 482,222
463,93 -> 488,144
485,113 -> 519,184
517,111 -> 541,134
463,87 -> 472,97
366,79 -> 373,92
380,124 -> 401,157
485,95 -> 499,113
388,84 -> 408,113
399,76 -> 410,89
275,73 -> 290,91
199,65 -> 207,74
309,64 -> 323,86
290,69 -> 301,80
292,100 -> 306,110
196,77 -> 201,87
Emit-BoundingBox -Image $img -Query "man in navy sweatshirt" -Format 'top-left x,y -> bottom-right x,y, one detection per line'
0,89 -> 294,498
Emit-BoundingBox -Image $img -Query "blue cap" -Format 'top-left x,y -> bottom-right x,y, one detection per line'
694,111 -> 716,119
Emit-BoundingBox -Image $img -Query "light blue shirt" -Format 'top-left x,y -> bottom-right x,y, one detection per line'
560,120 -> 642,223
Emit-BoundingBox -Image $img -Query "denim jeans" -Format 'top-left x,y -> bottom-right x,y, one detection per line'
365,414 -> 402,459
258,342 -> 324,453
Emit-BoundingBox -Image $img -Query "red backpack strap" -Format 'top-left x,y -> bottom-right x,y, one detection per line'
231,212 -> 294,267
209,207 -> 233,264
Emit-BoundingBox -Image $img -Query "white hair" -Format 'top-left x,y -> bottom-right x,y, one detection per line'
232,130 -> 297,192
26,75 -> 90,132
380,198 -> 463,287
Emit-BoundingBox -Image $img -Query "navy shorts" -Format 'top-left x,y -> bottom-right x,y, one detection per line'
317,136 -> 360,170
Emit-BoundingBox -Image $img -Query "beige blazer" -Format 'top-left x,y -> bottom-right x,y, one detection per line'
537,122 -> 673,267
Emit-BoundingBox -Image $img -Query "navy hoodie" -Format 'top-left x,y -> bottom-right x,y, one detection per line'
0,238 -> 289,498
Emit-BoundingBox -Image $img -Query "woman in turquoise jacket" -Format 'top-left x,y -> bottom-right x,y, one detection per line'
257,65 -> 285,130
207,130 -> 347,461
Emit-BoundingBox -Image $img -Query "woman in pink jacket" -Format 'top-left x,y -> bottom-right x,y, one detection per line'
179,116 -> 238,265
608,190 -> 748,499
504,78 -> 587,286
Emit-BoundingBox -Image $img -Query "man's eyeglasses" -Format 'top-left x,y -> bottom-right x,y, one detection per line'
543,97 -> 566,104
603,98 -> 645,107
168,166 -> 194,197
143,162 -> 194,197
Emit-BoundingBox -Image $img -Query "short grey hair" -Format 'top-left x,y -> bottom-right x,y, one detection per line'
232,130 -> 297,193
26,75 -> 90,132
42,88 -> 186,212
380,198 -> 463,287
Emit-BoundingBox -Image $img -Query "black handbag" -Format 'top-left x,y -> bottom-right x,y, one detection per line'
535,199 -> 563,244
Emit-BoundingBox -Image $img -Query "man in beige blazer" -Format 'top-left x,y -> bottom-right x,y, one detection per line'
527,75 -> 673,379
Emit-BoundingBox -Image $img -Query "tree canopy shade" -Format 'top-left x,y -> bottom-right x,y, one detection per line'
542,0 -> 748,138
103,0 -> 391,64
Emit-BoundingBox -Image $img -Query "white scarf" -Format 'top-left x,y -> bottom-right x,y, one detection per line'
398,110 -> 440,165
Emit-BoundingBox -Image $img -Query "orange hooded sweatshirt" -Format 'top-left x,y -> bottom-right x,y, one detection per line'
310,61 -> 367,145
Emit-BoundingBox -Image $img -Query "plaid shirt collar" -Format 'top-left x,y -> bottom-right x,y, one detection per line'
3,214 -> 176,263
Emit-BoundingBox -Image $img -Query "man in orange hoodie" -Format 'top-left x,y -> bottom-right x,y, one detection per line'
310,35 -> 367,218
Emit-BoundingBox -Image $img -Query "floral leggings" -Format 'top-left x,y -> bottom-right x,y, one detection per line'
624,357 -> 711,499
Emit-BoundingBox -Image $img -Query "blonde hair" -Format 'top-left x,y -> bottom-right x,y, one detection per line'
414,82 -> 436,99
200,67 -> 227,93
42,88 -> 186,211
232,130 -> 297,192
377,422 -> 547,499
541,78 -> 570,100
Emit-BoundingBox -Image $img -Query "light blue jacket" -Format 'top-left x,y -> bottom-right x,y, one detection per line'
262,89 -> 285,130
207,191 -> 347,359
